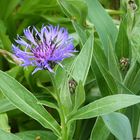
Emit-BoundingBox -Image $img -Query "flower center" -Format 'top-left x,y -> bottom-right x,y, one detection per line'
32,44 -> 49,63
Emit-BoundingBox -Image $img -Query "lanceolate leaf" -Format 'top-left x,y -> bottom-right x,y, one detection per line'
93,43 -> 118,94
86,0 -> 118,54
37,100 -> 59,111
115,16 -> 130,60
124,61 -> 140,94
60,76 -> 72,115
90,117 -> 110,140
0,71 -> 61,137
91,58 -> 112,96
126,105 -> 140,138
0,98 -> 16,113
74,81 -> 85,110
71,33 -> 93,84
0,129 -> 22,140
102,112 -> 133,140
72,21 -> 87,45
69,94 -> 140,121
57,0 -> 87,25
108,40 -> 122,82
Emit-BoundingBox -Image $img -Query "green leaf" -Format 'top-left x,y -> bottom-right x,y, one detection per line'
59,76 -> 72,115
0,71 -> 61,137
91,56 -> 111,96
69,94 -> 140,121
17,0 -> 44,14
57,0 -> 87,25
126,105 -> 140,138
74,81 -> 85,110
41,15 -> 70,24
6,66 -> 23,79
91,47 -> 111,96
102,112 -> 133,140
0,98 -> 16,113
127,3 -> 140,62
93,42 -> 118,94
18,0 -> 59,15
54,57 -> 74,89
131,69 -> 140,93
115,16 -> 130,60
37,100 -> 59,111
90,117 -> 110,140
124,61 -> 140,94
108,40 -> 122,82
86,0 -> 118,54
36,79 -> 56,99
57,0 -> 88,47
16,130 -> 57,140
0,114 -> 10,132
0,129 -> 22,140
72,21 -> 87,45
0,20 -> 11,51
136,121 -> 140,138
0,0 -> 20,19
69,32 -> 79,46
71,33 -> 93,84
74,119 -> 95,140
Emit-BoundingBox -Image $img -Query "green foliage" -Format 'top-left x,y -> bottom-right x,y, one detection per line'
90,117 -> 110,140
0,129 -> 22,140
0,70 -> 61,136
69,94 -> 140,120
71,33 -> 93,84
16,130 -> 57,140
102,112 -> 133,140
0,0 -> 140,140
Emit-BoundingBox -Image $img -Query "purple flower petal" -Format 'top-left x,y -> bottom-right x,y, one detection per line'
12,24 -> 76,74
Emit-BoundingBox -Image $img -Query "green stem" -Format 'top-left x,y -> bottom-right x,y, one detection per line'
56,93 -> 68,140
49,73 -> 68,140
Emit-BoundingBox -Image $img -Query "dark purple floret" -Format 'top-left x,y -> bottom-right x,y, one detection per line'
12,25 -> 76,74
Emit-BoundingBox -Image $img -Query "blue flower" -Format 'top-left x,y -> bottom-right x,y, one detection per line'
12,25 -> 75,74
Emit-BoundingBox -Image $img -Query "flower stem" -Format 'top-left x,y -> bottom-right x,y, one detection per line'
57,95 -> 68,140
49,73 -> 68,140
